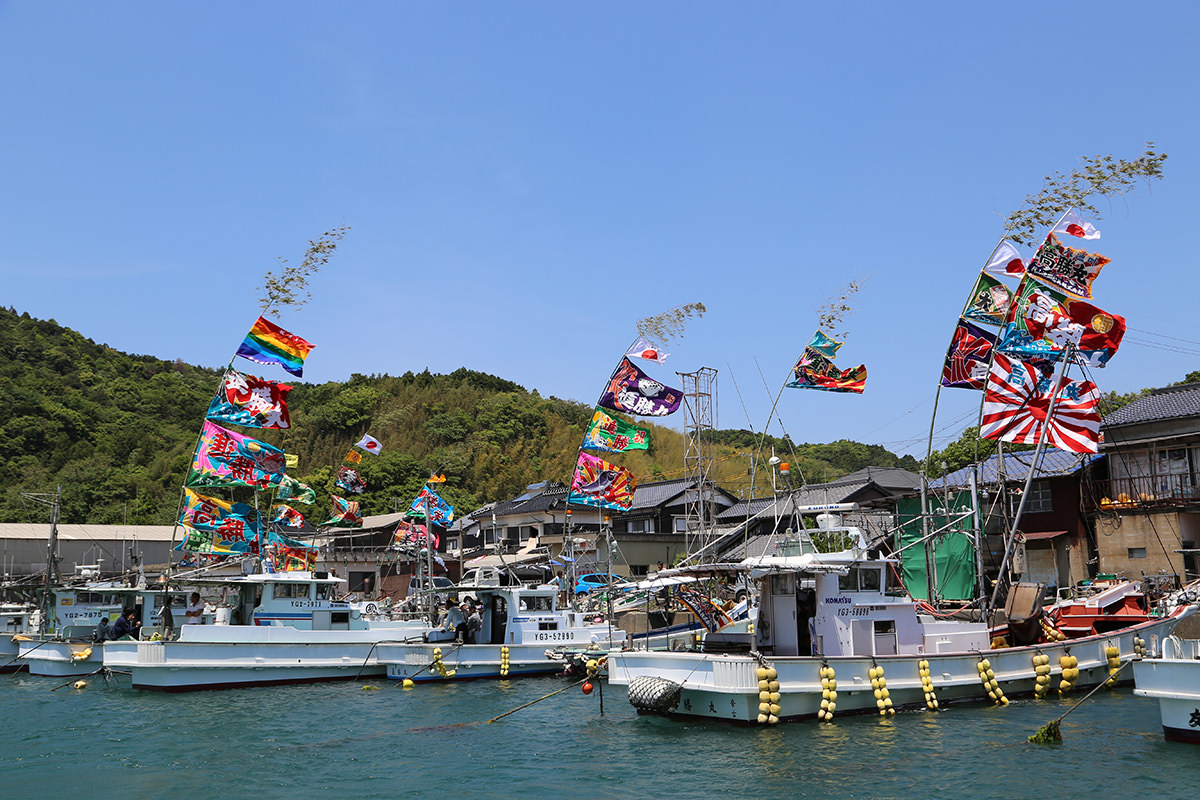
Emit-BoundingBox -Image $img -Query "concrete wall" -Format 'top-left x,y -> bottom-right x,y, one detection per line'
1094,511 -> 1184,578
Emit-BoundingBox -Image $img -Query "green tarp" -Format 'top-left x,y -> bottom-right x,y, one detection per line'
894,492 -> 977,601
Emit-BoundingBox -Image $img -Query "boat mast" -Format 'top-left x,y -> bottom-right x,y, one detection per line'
21,485 -> 62,636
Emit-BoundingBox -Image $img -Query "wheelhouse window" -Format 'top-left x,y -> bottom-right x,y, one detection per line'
273,583 -> 309,599
839,568 -> 883,592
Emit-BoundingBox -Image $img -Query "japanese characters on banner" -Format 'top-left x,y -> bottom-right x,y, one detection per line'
786,331 -> 867,394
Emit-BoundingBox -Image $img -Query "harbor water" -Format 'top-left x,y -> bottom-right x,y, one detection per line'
2,672 -> 1192,799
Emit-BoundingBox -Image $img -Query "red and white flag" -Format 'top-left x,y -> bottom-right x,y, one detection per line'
625,335 -> 669,364
355,434 -> 383,455
1051,209 -> 1101,240
983,240 -> 1025,279
981,354 -> 1101,454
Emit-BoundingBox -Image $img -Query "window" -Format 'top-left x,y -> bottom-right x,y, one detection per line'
673,517 -> 689,533
1010,481 -> 1053,515
860,568 -> 881,592
446,538 -> 459,551
626,519 -> 656,533
1128,547 -> 1147,559
629,564 -> 649,577
273,582 -> 309,599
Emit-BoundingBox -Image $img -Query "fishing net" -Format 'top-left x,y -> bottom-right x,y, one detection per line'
627,676 -> 682,714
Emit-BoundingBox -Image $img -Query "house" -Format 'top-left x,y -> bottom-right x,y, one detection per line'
1091,383 -> 1200,582
931,450 -> 1101,594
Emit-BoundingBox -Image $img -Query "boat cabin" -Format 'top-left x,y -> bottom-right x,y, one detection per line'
424,585 -> 616,646
749,525 -> 990,658
200,571 -> 365,631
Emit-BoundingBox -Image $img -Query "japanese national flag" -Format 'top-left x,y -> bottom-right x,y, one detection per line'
982,240 -> 1025,279
355,434 -> 383,455
625,335 -> 669,363
1052,209 -> 1101,240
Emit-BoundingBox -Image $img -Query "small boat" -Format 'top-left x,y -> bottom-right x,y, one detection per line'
102,570 -> 428,691
0,603 -> 37,672
16,583 -> 139,677
1134,631 -> 1200,743
376,584 -> 626,682
608,510 -> 1196,725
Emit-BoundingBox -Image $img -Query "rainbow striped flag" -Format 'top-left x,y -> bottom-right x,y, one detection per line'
235,316 -> 315,377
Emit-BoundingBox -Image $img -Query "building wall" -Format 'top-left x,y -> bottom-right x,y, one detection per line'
1094,511 -> 1185,578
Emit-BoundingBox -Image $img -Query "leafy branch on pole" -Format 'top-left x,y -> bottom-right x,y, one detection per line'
258,226 -> 351,314
636,302 -> 706,346
1003,143 -> 1167,247
816,279 -> 865,341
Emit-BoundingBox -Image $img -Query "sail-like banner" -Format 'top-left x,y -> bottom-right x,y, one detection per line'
941,319 -> 995,390
272,504 -> 307,529
175,525 -> 257,555
322,495 -> 362,528
277,474 -> 316,505
568,452 -> 636,511
390,520 -> 439,552
786,332 -> 866,393
335,466 -> 367,494
205,369 -> 292,429
963,273 -> 1013,327
998,276 -> 1126,367
980,353 -> 1101,454
1026,233 -> 1110,299
186,421 -> 286,490
411,486 -> 454,526
583,407 -> 650,453
598,358 -> 682,417
180,489 -> 260,546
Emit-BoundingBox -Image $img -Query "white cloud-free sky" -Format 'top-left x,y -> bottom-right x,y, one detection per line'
3,2 -> 1197,458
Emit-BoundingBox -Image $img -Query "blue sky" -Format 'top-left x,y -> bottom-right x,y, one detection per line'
2,2 -> 1198,459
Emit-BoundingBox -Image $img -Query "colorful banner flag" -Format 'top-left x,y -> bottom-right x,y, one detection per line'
412,486 -> 454,526
277,474 -> 317,505
235,316 -> 315,378
941,319 -> 996,390
625,335 -> 670,364
272,504 -> 308,529
285,454 -> 300,469
568,452 -> 637,511
180,489 -> 260,547
322,495 -> 362,528
186,421 -> 286,491
355,434 -> 383,455
786,332 -> 866,393
174,525 -> 249,555
389,520 -> 439,551
998,276 -> 1126,367
344,450 -> 362,464
982,240 -> 1026,279
1051,208 -> 1101,240
205,369 -> 292,429
1027,233 -> 1110,299
980,353 -> 1101,454
598,358 -> 682,417
963,273 -> 1013,327
263,529 -> 318,571
426,472 -> 447,483
583,407 -> 651,453
335,466 -> 367,494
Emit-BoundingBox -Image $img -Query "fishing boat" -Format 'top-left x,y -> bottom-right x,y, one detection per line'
376,584 -> 626,682
1133,630 -> 1200,743
0,603 -> 37,672
608,507 -> 1196,725
102,570 -> 428,691
15,582 -> 142,677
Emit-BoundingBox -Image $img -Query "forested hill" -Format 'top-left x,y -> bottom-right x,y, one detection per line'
0,307 -> 918,525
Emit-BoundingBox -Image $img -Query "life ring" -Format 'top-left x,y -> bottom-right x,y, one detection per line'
363,602 -> 379,615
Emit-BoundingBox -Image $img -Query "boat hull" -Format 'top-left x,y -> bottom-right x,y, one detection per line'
609,610 -> 1190,725
102,624 -> 426,691
379,642 -> 569,682
1133,636 -> 1200,743
18,639 -> 103,677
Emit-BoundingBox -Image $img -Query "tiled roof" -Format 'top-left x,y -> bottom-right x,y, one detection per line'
1103,383 -> 1200,428
627,478 -> 695,511
717,482 -> 869,521
930,450 -> 1102,489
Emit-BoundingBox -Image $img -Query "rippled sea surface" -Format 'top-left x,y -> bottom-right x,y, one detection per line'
2,672 -> 1193,799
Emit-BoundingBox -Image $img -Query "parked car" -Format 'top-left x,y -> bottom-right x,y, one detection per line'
408,575 -> 456,605
574,572 -> 625,594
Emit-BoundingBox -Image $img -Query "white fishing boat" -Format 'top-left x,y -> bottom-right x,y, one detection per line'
1133,633 -> 1200,743
16,583 -> 139,677
377,584 -> 626,682
103,570 -> 428,691
608,508 -> 1196,725
0,603 -> 37,672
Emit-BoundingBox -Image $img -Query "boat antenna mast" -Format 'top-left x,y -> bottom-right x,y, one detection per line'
22,485 -> 62,636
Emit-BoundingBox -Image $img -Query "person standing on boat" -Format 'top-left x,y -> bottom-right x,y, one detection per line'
94,616 -> 110,643
185,593 -> 204,626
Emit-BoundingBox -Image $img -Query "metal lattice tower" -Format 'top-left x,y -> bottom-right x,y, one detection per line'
677,367 -> 717,555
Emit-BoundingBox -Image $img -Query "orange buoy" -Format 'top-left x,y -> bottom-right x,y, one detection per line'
582,682 -> 594,695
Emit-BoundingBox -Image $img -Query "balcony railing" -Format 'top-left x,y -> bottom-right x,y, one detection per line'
1087,473 -> 1200,510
